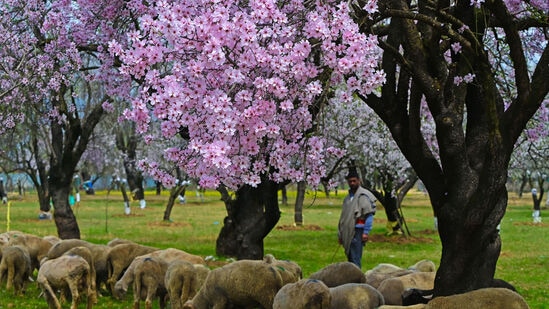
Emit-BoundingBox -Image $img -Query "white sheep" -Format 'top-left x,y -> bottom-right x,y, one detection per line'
425,287 -> 529,309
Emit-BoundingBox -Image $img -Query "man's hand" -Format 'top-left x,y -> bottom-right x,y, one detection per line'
361,233 -> 369,243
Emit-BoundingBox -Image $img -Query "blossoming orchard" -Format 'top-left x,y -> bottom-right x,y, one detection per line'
0,0 -> 548,300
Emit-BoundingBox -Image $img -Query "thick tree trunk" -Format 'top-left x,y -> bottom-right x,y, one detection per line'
51,181 -> 81,239
216,179 -> 281,260
294,181 -> 306,226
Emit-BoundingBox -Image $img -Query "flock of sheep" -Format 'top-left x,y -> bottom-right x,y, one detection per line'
0,230 -> 530,309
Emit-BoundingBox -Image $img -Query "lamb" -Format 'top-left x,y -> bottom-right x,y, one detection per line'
37,254 -> 94,309
183,260 -> 284,309
263,254 -> 302,285
114,248 -> 205,300
308,262 -> 366,287
329,283 -> 385,309
164,260 -> 211,309
8,232 -> 53,272
424,287 -> 529,309
106,242 -> 158,293
273,279 -> 331,309
0,245 -> 32,295
377,272 -> 436,305
133,257 -> 169,309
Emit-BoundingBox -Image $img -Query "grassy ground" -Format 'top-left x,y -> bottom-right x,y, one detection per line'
0,188 -> 547,308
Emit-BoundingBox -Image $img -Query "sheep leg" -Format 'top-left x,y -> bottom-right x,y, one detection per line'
40,280 -> 63,309
133,277 -> 142,309
145,282 -> 158,309
170,285 -> 182,309
6,262 -> 15,290
67,276 -> 81,309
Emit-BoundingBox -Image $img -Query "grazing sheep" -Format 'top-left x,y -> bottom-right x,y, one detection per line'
165,261 -> 211,309
64,247 -> 98,304
47,239 -> 111,292
0,245 -> 32,295
106,242 -> 158,293
114,248 -> 204,300
37,254 -> 93,309
426,288 -> 529,309
377,272 -> 436,305
133,257 -> 169,309
407,260 -> 436,273
329,283 -> 385,309
8,232 -> 53,272
273,278 -> 331,309
308,262 -> 366,287
365,269 -> 414,289
263,254 -> 302,285
183,260 -> 284,309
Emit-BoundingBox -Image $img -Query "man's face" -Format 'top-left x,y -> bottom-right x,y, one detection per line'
347,177 -> 360,191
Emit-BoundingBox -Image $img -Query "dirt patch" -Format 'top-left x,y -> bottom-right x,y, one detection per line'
276,224 -> 324,231
512,221 -> 548,227
111,213 -> 146,218
369,229 -> 438,244
147,221 -> 191,228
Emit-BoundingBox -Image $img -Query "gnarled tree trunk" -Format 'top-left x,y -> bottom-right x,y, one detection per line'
216,178 -> 281,260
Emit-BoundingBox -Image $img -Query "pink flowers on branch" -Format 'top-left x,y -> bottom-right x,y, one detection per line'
115,0 -> 384,189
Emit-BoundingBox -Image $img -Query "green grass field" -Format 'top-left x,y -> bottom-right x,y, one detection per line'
0,188 -> 547,308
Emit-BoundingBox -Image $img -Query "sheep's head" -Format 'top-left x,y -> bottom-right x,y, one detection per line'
182,300 -> 194,309
113,282 -> 127,300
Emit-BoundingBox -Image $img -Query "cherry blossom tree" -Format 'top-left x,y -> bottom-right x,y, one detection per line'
115,0 -> 385,259
318,98 -> 419,235
353,0 -> 549,296
0,0 -> 145,238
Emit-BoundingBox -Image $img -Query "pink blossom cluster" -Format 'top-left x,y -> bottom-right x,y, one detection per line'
116,0 -> 384,189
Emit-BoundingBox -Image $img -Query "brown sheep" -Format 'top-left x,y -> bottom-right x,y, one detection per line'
263,254 -> 302,285
165,261 -> 211,309
107,238 -> 136,247
0,245 -> 32,295
377,272 -> 436,305
273,278 -> 331,309
37,254 -> 94,309
329,283 -> 385,309
308,262 -> 366,287
365,269 -> 414,289
407,260 -> 436,273
8,232 -> 53,272
106,242 -> 158,293
64,246 -> 98,304
47,239 -> 112,292
425,288 -> 529,309
114,248 -> 204,300
183,260 -> 284,309
133,257 -> 169,309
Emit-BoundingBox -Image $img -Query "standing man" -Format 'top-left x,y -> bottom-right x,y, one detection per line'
338,169 -> 377,269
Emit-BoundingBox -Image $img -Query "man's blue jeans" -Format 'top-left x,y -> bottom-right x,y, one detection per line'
348,227 -> 365,269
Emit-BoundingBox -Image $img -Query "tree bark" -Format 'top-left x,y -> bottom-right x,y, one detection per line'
216,179 -> 281,260
294,181 -> 306,226
163,185 -> 185,221
50,180 -> 80,239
